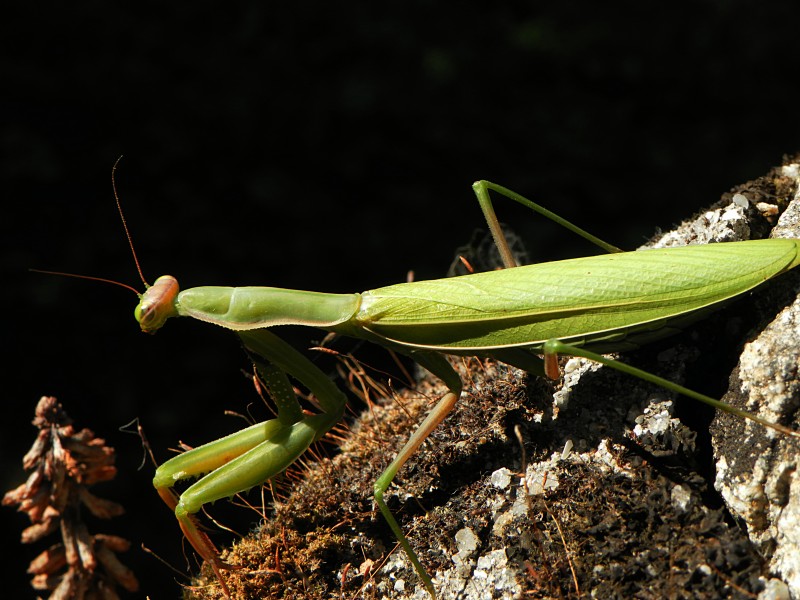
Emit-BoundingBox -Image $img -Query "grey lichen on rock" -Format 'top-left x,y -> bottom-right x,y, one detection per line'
711,162 -> 800,600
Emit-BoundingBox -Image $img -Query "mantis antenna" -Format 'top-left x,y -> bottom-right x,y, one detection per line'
30,157 -> 147,297
111,155 -> 150,289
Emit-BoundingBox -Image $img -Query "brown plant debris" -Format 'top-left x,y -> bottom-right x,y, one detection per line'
4,395 -> 139,599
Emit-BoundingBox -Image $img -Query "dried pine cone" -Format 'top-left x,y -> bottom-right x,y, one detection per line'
4,396 -> 139,598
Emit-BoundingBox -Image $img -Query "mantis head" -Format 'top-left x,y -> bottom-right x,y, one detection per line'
135,275 -> 180,333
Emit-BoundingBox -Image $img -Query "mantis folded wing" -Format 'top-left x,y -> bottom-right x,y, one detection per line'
135,176 -> 800,599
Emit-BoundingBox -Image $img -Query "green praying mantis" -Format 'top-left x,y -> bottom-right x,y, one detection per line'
123,177 -> 800,599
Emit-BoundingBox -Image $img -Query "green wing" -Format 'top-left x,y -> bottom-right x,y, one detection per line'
356,239 -> 800,352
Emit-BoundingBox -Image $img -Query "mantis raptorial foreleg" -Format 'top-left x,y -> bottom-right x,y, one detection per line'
154,333 -> 466,598
152,329 -> 345,598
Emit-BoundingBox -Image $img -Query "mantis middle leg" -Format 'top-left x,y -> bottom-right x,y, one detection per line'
373,350 -> 464,598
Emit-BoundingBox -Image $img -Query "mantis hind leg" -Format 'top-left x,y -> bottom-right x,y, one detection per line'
542,339 -> 800,438
471,180 -> 624,268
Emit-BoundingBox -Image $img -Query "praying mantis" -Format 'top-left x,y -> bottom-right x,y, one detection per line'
125,169 -> 800,599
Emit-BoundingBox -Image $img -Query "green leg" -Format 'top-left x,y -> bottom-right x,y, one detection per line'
154,416 -> 329,597
490,348 -> 547,377
374,351 -> 463,599
471,180 -> 624,269
239,329 -> 347,425
152,329 -> 348,598
543,339 -> 799,438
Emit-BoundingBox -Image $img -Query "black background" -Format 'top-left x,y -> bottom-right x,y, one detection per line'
3,2 -> 800,597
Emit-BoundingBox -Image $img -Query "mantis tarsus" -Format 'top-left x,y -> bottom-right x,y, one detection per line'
122,174 -> 800,598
